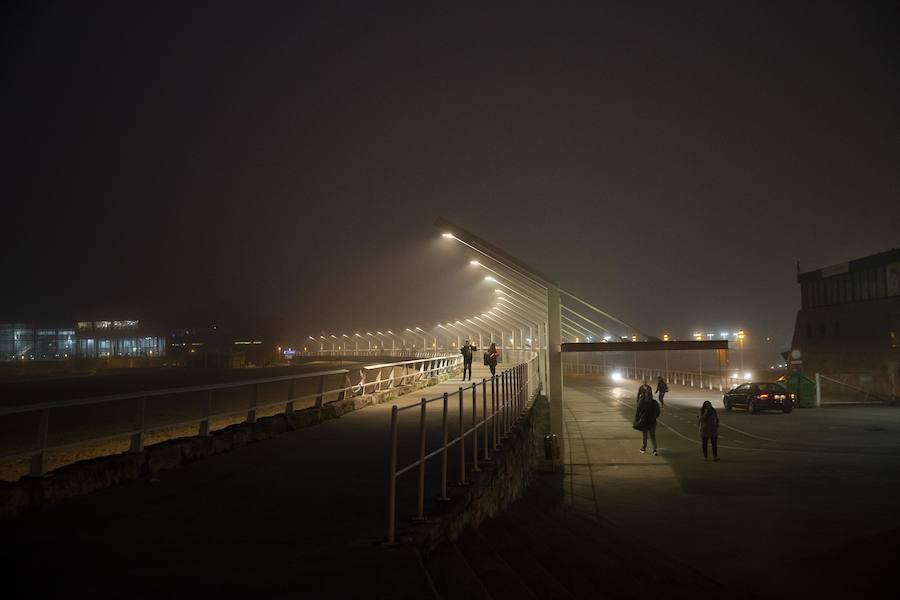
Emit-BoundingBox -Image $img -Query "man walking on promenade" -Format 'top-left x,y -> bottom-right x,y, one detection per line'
461,339 -> 476,381
656,376 -> 669,408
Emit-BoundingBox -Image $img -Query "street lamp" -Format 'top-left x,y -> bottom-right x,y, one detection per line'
738,330 -> 746,371
365,332 -> 378,351
308,336 -> 322,353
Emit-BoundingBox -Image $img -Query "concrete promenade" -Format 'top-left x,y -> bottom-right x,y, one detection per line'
558,374 -> 900,599
1,360 -> 502,597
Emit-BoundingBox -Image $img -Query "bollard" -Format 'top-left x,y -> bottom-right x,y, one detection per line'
543,434 -> 559,460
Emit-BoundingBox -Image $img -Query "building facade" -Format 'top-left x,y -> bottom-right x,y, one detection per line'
0,320 -> 165,361
791,248 -> 900,399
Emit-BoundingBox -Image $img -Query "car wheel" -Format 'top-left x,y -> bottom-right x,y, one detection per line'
747,399 -> 756,414
782,405 -> 793,414
724,399 -> 732,411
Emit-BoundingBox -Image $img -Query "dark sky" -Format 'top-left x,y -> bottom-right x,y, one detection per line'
3,1 -> 899,353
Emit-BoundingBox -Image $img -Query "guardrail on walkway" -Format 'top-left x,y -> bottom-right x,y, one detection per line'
563,362 -> 730,391
1,355 -> 462,479
386,353 -> 541,544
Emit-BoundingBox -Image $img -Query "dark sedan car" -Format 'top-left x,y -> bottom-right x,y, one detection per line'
723,382 -> 795,414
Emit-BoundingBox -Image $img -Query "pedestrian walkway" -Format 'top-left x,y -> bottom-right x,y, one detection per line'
0,358 -> 500,598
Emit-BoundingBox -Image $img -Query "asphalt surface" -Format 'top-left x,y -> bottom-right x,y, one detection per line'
0,361 -> 515,598
3,369 -> 896,599
562,374 -> 900,600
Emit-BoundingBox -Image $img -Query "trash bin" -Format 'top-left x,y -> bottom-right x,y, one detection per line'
543,434 -> 559,460
781,374 -> 817,408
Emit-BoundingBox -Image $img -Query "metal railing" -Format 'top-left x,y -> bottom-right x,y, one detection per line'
386,353 -> 540,544
1,354 -> 462,479
299,349 -> 451,359
563,362 -> 730,391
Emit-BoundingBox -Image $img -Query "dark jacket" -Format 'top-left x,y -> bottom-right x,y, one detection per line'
698,407 -> 719,437
656,380 -> 669,394
461,345 -> 475,361
485,349 -> 498,367
633,397 -> 660,431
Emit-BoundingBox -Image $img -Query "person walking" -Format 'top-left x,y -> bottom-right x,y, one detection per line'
460,339 -> 476,381
633,381 -> 661,455
656,376 -> 669,408
485,342 -> 499,376
698,400 -> 720,461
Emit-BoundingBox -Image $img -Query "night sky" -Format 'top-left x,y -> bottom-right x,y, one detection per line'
3,1 -> 899,355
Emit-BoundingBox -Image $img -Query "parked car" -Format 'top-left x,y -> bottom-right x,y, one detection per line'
723,382 -> 795,414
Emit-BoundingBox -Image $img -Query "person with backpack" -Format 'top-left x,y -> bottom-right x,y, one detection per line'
656,376 -> 669,408
460,339 -> 476,381
633,381 -> 661,455
698,400 -> 720,461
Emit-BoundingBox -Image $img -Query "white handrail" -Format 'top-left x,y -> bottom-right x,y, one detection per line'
1,354 -> 462,478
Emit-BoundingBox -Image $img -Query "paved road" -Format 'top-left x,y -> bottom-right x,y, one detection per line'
562,373 -> 900,599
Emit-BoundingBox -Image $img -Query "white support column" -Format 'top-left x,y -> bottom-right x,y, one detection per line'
548,285 -> 563,464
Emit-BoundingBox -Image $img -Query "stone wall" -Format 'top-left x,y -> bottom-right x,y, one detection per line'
0,371 -> 457,518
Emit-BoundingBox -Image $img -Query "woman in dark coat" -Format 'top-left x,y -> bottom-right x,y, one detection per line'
633,383 -> 660,456
486,342 -> 499,376
698,400 -> 720,461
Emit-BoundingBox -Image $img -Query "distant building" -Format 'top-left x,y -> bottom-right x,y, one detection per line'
791,248 -> 900,398
0,324 -> 76,361
75,320 -> 166,358
0,319 -> 165,361
167,316 -> 283,367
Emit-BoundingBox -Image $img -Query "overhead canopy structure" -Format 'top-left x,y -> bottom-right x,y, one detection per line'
562,340 -> 729,352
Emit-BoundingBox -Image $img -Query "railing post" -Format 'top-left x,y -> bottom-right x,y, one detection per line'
247,384 -> 258,423
415,398 -> 427,521
472,384 -> 479,472
29,408 -> 50,477
286,379 -> 295,414
438,392 -> 449,501
199,390 -> 212,437
316,374 -> 326,408
482,378 -> 489,462
492,376 -> 498,450
129,397 -> 146,453
502,370 -> 509,437
387,405 -> 398,544
457,387 -> 467,485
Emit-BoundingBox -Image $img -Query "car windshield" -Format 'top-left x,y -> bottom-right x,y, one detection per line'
757,383 -> 786,393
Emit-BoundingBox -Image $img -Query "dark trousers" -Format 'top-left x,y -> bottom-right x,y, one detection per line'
702,436 -> 718,458
658,392 -> 666,406
489,363 -> 496,376
463,359 -> 473,380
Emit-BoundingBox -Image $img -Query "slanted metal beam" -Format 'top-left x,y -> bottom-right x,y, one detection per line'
562,340 -> 729,352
